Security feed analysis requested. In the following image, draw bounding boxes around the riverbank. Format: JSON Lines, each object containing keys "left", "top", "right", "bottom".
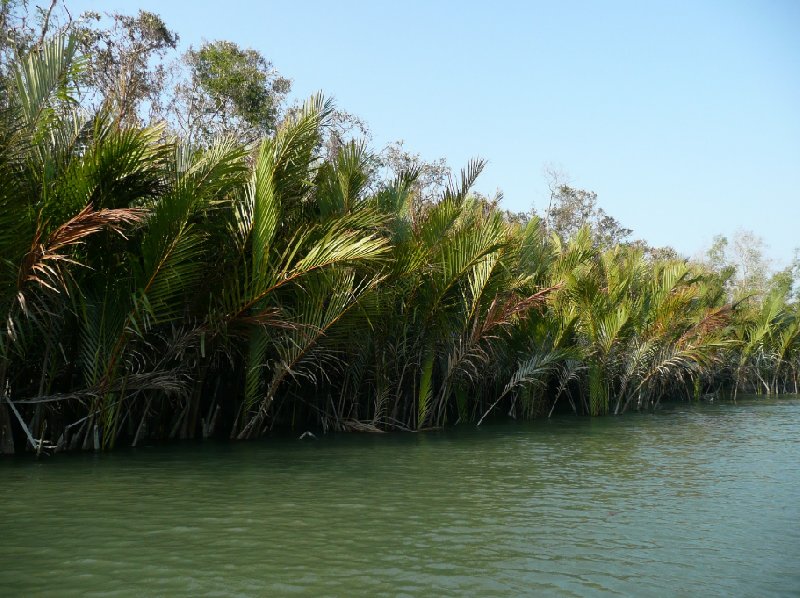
{"left": 2, "top": 15, "right": 798, "bottom": 455}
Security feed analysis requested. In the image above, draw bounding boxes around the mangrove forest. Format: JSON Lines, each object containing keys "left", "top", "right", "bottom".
{"left": 1, "top": 4, "right": 799, "bottom": 455}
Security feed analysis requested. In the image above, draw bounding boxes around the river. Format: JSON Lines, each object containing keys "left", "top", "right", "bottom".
{"left": 2, "top": 397, "right": 799, "bottom": 596}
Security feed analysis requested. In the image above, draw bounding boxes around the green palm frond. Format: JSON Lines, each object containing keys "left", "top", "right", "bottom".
{"left": 12, "top": 34, "right": 80, "bottom": 136}
{"left": 316, "top": 140, "right": 373, "bottom": 218}
{"left": 443, "top": 157, "right": 486, "bottom": 204}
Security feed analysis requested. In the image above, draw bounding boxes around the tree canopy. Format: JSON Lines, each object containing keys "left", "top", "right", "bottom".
{"left": 0, "top": 1, "right": 797, "bottom": 455}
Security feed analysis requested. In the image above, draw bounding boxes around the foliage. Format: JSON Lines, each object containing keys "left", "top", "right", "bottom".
{"left": 0, "top": 3, "right": 798, "bottom": 455}
{"left": 74, "top": 9, "right": 178, "bottom": 124}
{"left": 540, "top": 170, "right": 631, "bottom": 247}
{"left": 172, "top": 40, "right": 291, "bottom": 144}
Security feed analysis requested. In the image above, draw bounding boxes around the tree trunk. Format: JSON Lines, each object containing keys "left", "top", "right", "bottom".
{"left": 0, "top": 402, "right": 14, "bottom": 455}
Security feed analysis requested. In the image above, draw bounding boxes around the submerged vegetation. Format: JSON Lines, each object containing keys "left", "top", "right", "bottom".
{"left": 0, "top": 3, "right": 798, "bottom": 454}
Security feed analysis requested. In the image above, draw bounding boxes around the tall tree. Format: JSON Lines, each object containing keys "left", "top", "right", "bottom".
{"left": 541, "top": 170, "right": 631, "bottom": 247}
{"left": 74, "top": 10, "right": 178, "bottom": 124}
{"left": 172, "top": 40, "right": 291, "bottom": 144}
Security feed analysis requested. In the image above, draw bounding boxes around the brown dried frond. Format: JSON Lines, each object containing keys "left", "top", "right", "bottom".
{"left": 678, "top": 304, "right": 733, "bottom": 347}
{"left": 46, "top": 205, "right": 144, "bottom": 250}
{"left": 16, "top": 205, "right": 145, "bottom": 300}
{"left": 478, "top": 283, "right": 561, "bottom": 338}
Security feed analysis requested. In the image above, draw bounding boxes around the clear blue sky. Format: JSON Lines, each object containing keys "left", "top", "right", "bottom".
{"left": 68, "top": 0, "right": 800, "bottom": 267}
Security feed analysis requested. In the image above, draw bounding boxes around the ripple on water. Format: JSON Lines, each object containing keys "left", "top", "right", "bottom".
{"left": 1, "top": 397, "right": 799, "bottom": 596}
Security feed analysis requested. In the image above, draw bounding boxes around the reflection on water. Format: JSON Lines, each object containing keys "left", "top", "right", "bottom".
{"left": 2, "top": 397, "right": 799, "bottom": 596}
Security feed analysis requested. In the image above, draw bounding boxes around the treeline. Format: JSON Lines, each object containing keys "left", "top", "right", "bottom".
{"left": 0, "top": 4, "right": 798, "bottom": 454}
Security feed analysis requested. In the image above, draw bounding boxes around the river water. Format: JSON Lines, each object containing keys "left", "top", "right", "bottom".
{"left": 2, "top": 397, "right": 799, "bottom": 596}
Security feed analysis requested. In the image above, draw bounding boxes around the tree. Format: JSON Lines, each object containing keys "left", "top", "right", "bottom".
{"left": 380, "top": 140, "right": 450, "bottom": 204}
{"left": 172, "top": 40, "right": 290, "bottom": 144}
{"left": 0, "top": 34, "right": 148, "bottom": 453}
{"left": 541, "top": 172, "right": 631, "bottom": 247}
{"left": 732, "top": 229, "right": 771, "bottom": 299}
{"left": 704, "top": 230, "right": 772, "bottom": 301}
{"left": 74, "top": 10, "right": 178, "bottom": 124}
{"left": 0, "top": 0, "right": 68, "bottom": 105}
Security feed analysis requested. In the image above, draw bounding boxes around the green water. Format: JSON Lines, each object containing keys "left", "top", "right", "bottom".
{"left": 2, "top": 398, "right": 799, "bottom": 597}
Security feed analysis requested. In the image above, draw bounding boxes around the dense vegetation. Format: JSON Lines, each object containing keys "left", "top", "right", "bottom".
{"left": 1, "top": 3, "right": 798, "bottom": 454}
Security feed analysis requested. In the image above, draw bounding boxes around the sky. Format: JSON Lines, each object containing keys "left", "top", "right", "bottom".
{"left": 66, "top": 0, "right": 800, "bottom": 268}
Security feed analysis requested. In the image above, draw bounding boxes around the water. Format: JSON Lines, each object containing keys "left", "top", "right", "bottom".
{"left": 2, "top": 397, "right": 799, "bottom": 597}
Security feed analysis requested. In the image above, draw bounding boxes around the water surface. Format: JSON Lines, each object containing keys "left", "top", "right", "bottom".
{"left": 2, "top": 397, "right": 799, "bottom": 596}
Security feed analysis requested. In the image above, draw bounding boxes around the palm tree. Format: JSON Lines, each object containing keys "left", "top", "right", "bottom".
{"left": 0, "top": 36, "right": 148, "bottom": 453}
{"left": 202, "top": 96, "right": 390, "bottom": 439}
